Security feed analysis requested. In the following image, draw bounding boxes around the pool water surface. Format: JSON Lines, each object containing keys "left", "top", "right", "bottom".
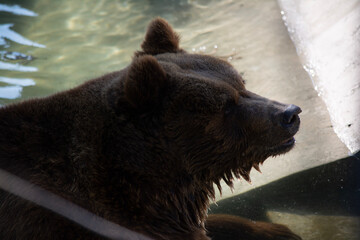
{"left": 0, "top": 0, "right": 359, "bottom": 239}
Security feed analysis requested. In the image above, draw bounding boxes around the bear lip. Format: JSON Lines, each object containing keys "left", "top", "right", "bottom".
{"left": 281, "top": 137, "right": 295, "bottom": 146}
{"left": 217, "top": 137, "right": 297, "bottom": 192}
{"left": 267, "top": 136, "right": 296, "bottom": 156}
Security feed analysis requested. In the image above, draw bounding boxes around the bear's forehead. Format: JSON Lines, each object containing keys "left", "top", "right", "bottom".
{"left": 156, "top": 53, "right": 244, "bottom": 91}
{"left": 154, "top": 53, "right": 244, "bottom": 114}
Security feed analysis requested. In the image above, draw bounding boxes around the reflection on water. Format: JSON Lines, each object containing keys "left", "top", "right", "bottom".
{"left": 0, "top": 23, "right": 45, "bottom": 48}
{"left": 0, "top": 3, "right": 42, "bottom": 102}
{"left": 0, "top": 60, "right": 37, "bottom": 72}
{"left": 0, "top": 3, "right": 38, "bottom": 17}
{"left": 0, "top": 76, "right": 35, "bottom": 86}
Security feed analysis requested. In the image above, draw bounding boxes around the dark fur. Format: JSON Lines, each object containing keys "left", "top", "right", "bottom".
{"left": 0, "top": 18, "right": 301, "bottom": 240}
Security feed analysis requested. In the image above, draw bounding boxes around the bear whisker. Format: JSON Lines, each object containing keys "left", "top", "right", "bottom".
{"left": 253, "top": 163, "right": 261, "bottom": 173}
{"left": 233, "top": 170, "right": 241, "bottom": 179}
{"left": 214, "top": 179, "right": 222, "bottom": 195}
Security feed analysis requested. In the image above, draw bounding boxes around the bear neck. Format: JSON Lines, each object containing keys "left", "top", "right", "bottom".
{"left": 103, "top": 165, "right": 213, "bottom": 238}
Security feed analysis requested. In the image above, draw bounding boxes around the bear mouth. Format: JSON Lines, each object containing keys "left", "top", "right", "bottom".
{"left": 268, "top": 137, "right": 296, "bottom": 155}
{"left": 217, "top": 137, "right": 297, "bottom": 188}
{"left": 212, "top": 136, "right": 298, "bottom": 195}
{"left": 252, "top": 136, "right": 297, "bottom": 173}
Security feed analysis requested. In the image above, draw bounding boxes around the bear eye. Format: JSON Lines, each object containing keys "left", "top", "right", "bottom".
{"left": 224, "top": 99, "right": 236, "bottom": 116}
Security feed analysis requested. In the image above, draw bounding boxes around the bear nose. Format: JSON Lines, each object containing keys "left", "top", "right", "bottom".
{"left": 282, "top": 104, "right": 302, "bottom": 126}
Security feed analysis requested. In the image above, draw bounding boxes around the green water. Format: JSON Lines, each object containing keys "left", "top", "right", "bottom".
{"left": 0, "top": 0, "right": 220, "bottom": 104}
{"left": 0, "top": 0, "right": 358, "bottom": 239}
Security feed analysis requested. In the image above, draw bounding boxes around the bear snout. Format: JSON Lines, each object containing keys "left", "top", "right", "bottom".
{"left": 282, "top": 104, "right": 302, "bottom": 125}
{"left": 281, "top": 104, "right": 302, "bottom": 132}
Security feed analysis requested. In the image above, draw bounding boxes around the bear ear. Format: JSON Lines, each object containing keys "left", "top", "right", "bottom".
{"left": 124, "top": 55, "right": 167, "bottom": 110}
{"left": 140, "top": 18, "right": 180, "bottom": 55}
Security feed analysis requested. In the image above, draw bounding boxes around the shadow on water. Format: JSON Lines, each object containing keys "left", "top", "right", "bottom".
{"left": 209, "top": 151, "right": 360, "bottom": 221}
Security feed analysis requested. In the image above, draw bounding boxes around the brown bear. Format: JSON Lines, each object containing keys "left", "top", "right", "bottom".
{"left": 0, "top": 18, "right": 302, "bottom": 240}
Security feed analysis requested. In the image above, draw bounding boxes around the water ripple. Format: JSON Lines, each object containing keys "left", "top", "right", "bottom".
{"left": 0, "top": 24, "right": 45, "bottom": 48}
{"left": 0, "top": 3, "right": 38, "bottom": 17}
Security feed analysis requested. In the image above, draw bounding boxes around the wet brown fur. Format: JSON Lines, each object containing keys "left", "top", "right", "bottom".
{"left": 0, "top": 18, "right": 301, "bottom": 240}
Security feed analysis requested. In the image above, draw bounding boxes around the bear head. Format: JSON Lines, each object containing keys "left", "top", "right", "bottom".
{"left": 105, "top": 17, "right": 301, "bottom": 229}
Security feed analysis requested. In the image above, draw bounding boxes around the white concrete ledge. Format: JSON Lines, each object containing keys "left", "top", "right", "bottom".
{"left": 277, "top": 0, "right": 360, "bottom": 153}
